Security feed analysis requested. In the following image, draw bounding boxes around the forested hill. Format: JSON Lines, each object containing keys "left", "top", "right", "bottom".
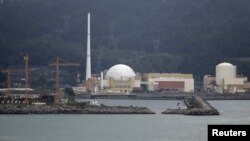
{"left": 1, "top": 0, "right": 250, "bottom": 77}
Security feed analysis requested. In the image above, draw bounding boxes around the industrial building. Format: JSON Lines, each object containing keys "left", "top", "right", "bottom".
{"left": 73, "top": 64, "right": 141, "bottom": 94}
{"left": 204, "top": 62, "right": 250, "bottom": 94}
{"left": 143, "top": 73, "right": 194, "bottom": 93}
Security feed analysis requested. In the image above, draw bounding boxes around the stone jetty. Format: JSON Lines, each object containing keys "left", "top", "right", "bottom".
{"left": 0, "top": 104, "right": 155, "bottom": 114}
{"left": 162, "top": 96, "right": 219, "bottom": 115}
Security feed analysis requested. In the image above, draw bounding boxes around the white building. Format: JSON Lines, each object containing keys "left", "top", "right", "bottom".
{"left": 204, "top": 62, "right": 250, "bottom": 94}
{"left": 143, "top": 73, "right": 194, "bottom": 93}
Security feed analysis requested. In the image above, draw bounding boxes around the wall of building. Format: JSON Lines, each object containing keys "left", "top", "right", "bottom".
{"left": 133, "top": 79, "right": 141, "bottom": 88}
{"left": 85, "top": 78, "right": 97, "bottom": 92}
{"left": 102, "top": 79, "right": 134, "bottom": 94}
{"left": 157, "top": 81, "right": 184, "bottom": 89}
{"left": 103, "top": 80, "right": 109, "bottom": 88}
{"left": 224, "top": 78, "right": 245, "bottom": 86}
{"left": 144, "top": 73, "right": 193, "bottom": 80}
{"left": 184, "top": 79, "right": 194, "bottom": 92}
{"left": 146, "top": 77, "right": 194, "bottom": 93}
{"left": 223, "top": 77, "right": 247, "bottom": 93}
{"left": 203, "top": 75, "right": 216, "bottom": 92}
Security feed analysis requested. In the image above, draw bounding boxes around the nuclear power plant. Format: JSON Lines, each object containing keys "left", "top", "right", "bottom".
{"left": 100, "top": 65, "right": 194, "bottom": 94}
{"left": 72, "top": 13, "right": 194, "bottom": 95}
{"left": 73, "top": 13, "right": 250, "bottom": 95}
{"left": 76, "top": 64, "right": 194, "bottom": 94}
{"left": 204, "top": 62, "right": 250, "bottom": 94}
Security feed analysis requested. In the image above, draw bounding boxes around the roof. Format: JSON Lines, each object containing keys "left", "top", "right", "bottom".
{"left": 105, "top": 64, "right": 136, "bottom": 80}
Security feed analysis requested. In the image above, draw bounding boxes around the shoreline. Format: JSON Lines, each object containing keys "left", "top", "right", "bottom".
{"left": 0, "top": 104, "right": 155, "bottom": 114}
{"left": 75, "top": 93, "right": 250, "bottom": 100}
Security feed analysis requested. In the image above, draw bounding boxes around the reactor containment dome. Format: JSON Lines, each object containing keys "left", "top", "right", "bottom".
{"left": 216, "top": 62, "right": 236, "bottom": 86}
{"left": 105, "top": 64, "right": 136, "bottom": 80}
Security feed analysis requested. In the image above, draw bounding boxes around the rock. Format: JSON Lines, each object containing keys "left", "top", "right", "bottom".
{"left": 0, "top": 104, "right": 155, "bottom": 114}
{"left": 162, "top": 96, "right": 219, "bottom": 116}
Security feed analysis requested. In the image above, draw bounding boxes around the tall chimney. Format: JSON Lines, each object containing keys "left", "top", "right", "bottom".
{"left": 100, "top": 71, "right": 104, "bottom": 89}
{"left": 86, "top": 13, "right": 91, "bottom": 80}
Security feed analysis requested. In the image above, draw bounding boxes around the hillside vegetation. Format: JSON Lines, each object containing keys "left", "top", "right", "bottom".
{"left": 1, "top": 0, "right": 250, "bottom": 78}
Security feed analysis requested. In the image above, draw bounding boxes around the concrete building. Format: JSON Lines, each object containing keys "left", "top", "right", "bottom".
{"left": 102, "top": 64, "right": 141, "bottom": 94}
{"left": 204, "top": 62, "right": 250, "bottom": 94}
{"left": 203, "top": 75, "right": 216, "bottom": 92}
{"left": 143, "top": 73, "right": 194, "bottom": 93}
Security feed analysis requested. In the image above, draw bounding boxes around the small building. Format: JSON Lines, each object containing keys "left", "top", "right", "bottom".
{"left": 143, "top": 73, "right": 194, "bottom": 93}
{"left": 86, "top": 78, "right": 98, "bottom": 92}
{"left": 203, "top": 75, "right": 216, "bottom": 93}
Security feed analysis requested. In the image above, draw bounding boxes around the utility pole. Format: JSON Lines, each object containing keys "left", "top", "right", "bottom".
{"left": 24, "top": 54, "right": 29, "bottom": 105}
{"left": 1, "top": 68, "right": 23, "bottom": 97}
{"left": 1, "top": 69, "right": 12, "bottom": 97}
{"left": 49, "top": 58, "right": 79, "bottom": 103}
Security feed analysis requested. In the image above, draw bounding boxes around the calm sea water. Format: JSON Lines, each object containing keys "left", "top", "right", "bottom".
{"left": 0, "top": 100, "right": 250, "bottom": 141}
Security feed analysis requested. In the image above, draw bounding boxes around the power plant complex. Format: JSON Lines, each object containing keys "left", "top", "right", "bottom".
{"left": 72, "top": 13, "right": 250, "bottom": 95}
{"left": 2, "top": 13, "right": 246, "bottom": 96}
{"left": 72, "top": 13, "right": 195, "bottom": 95}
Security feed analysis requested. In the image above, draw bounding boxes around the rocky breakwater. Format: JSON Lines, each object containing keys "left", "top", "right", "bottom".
{"left": 162, "top": 96, "right": 219, "bottom": 115}
{"left": 0, "top": 103, "right": 155, "bottom": 114}
{"left": 82, "top": 105, "right": 155, "bottom": 114}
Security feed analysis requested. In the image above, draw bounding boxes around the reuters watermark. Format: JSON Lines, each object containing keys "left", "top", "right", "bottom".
{"left": 208, "top": 125, "right": 249, "bottom": 140}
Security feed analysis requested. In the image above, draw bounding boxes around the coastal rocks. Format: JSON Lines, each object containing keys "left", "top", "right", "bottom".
{"left": 161, "top": 96, "right": 219, "bottom": 115}
{"left": 82, "top": 105, "right": 155, "bottom": 114}
{"left": 0, "top": 104, "right": 155, "bottom": 114}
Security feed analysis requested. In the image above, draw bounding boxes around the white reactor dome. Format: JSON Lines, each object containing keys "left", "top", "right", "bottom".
{"left": 216, "top": 62, "right": 236, "bottom": 86}
{"left": 105, "top": 64, "right": 136, "bottom": 80}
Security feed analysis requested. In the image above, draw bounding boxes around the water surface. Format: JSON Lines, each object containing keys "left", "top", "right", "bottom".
{"left": 0, "top": 100, "right": 249, "bottom": 141}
